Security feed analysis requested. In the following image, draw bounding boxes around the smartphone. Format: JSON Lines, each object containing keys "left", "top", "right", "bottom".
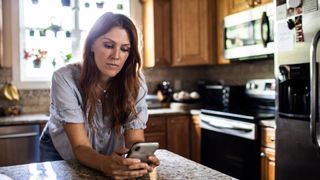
{"left": 126, "top": 142, "right": 159, "bottom": 162}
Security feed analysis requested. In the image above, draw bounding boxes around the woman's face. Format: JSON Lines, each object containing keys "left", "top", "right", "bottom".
{"left": 91, "top": 26, "right": 131, "bottom": 82}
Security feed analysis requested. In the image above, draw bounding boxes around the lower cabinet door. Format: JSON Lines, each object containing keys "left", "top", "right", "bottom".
{"left": 261, "top": 147, "right": 275, "bottom": 180}
{"left": 166, "top": 116, "right": 190, "bottom": 158}
{"left": 145, "top": 132, "right": 166, "bottom": 149}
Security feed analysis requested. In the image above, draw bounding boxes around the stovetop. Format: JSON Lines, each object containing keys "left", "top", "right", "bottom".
{"left": 201, "top": 105, "right": 275, "bottom": 122}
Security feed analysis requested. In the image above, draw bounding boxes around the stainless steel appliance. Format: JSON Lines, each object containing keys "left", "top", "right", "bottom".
{"left": 275, "top": 0, "right": 320, "bottom": 179}
{"left": 0, "top": 124, "right": 40, "bottom": 166}
{"left": 200, "top": 79, "right": 275, "bottom": 180}
{"left": 224, "top": 3, "right": 274, "bottom": 60}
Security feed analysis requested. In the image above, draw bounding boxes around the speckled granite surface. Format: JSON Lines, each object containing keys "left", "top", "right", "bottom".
{"left": 0, "top": 150, "right": 232, "bottom": 180}
{"left": 0, "top": 109, "right": 191, "bottom": 126}
{"left": 260, "top": 119, "right": 276, "bottom": 128}
{"left": 0, "top": 114, "right": 49, "bottom": 125}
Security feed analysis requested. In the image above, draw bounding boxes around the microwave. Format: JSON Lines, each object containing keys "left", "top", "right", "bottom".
{"left": 224, "top": 3, "right": 274, "bottom": 60}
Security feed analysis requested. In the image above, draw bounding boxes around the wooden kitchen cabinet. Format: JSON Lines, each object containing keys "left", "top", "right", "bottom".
{"left": 142, "top": 0, "right": 217, "bottom": 67}
{"left": 144, "top": 114, "right": 191, "bottom": 158}
{"left": 261, "top": 127, "right": 276, "bottom": 180}
{"left": 141, "top": 0, "right": 171, "bottom": 67}
{"left": 0, "top": 0, "right": 3, "bottom": 67}
{"left": 144, "top": 116, "right": 167, "bottom": 149}
{"left": 171, "top": 0, "right": 216, "bottom": 66}
{"left": 228, "top": 0, "right": 272, "bottom": 14}
{"left": 166, "top": 115, "right": 190, "bottom": 158}
{"left": 190, "top": 114, "right": 201, "bottom": 162}
{"left": 216, "top": 0, "right": 231, "bottom": 64}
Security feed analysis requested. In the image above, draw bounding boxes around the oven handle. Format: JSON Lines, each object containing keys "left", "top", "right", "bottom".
{"left": 201, "top": 118, "right": 252, "bottom": 133}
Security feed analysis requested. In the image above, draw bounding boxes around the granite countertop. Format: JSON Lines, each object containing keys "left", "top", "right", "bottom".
{"left": 0, "top": 109, "right": 192, "bottom": 126}
{"left": 0, "top": 113, "right": 50, "bottom": 125}
{"left": 260, "top": 119, "right": 276, "bottom": 128}
{"left": 0, "top": 149, "right": 232, "bottom": 180}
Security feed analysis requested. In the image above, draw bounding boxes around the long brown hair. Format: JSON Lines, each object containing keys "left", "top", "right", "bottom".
{"left": 80, "top": 12, "right": 142, "bottom": 133}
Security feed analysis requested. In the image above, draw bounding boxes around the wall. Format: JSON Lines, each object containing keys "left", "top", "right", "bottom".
{"left": 0, "top": 59, "right": 273, "bottom": 114}
{"left": 144, "top": 59, "right": 274, "bottom": 93}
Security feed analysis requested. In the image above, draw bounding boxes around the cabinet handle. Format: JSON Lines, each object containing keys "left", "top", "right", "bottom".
{"left": 260, "top": 152, "right": 266, "bottom": 157}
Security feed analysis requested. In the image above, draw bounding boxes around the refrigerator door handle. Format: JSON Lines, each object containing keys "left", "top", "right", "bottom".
{"left": 310, "top": 30, "right": 320, "bottom": 148}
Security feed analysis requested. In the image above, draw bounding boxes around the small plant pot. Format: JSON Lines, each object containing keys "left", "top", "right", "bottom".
{"left": 33, "top": 59, "right": 42, "bottom": 68}
{"left": 96, "top": 2, "right": 104, "bottom": 8}
{"left": 39, "top": 30, "right": 46, "bottom": 37}
{"left": 32, "top": 0, "right": 39, "bottom": 5}
{"left": 61, "top": 0, "right": 71, "bottom": 7}
{"left": 29, "top": 29, "right": 35, "bottom": 36}
{"left": 65, "top": 31, "right": 71, "bottom": 38}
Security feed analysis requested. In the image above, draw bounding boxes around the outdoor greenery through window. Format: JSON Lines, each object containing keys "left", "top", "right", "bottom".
{"left": 20, "top": 0, "right": 130, "bottom": 82}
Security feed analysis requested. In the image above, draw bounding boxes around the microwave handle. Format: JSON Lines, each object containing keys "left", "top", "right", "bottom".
{"left": 310, "top": 30, "right": 320, "bottom": 149}
{"left": 261, "top": 11, "right": 270, "bottom": 47}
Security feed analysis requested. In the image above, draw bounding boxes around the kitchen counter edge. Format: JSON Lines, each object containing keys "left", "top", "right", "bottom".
{"left": 0, "top": 109, "right": 192, "bottom": 126}
{"left": 0, "top": 149, "right": 232, "bottom": 180}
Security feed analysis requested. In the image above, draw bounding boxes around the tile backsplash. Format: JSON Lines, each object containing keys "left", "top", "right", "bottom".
{"left": 0, "top": 59, "right": 274, "bottom": 114}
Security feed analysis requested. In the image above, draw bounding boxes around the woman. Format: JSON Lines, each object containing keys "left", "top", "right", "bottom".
{"left": 40, "top": 12, "right": 160, "bottom": 179}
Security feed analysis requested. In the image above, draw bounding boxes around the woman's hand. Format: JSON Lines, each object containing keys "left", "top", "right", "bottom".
{"left": 147, "top": 155, "right": 160, "bottom": 172}
{"left": 100, "top": 147, "right": 151, "bottom": 179}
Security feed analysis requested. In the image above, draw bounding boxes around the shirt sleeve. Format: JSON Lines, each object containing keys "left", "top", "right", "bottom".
{"left": 50, "top": 68, "right": 85, "bottom": 124}
{"left": 123, "top": 73, "right": 149, "bottom": 130}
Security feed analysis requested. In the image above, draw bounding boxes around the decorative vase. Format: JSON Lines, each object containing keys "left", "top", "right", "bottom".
{"left": 33, "top": 58, "right": 41, "bottom": 68}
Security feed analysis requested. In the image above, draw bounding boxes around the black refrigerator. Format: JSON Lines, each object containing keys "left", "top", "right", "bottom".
{"left": 275, "top": 0, "right": 320, "bottom": 179}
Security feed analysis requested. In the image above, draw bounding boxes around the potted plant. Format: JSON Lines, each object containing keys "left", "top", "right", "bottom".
{"left": 23, "top": 48, "right": 48, "bottom": 68}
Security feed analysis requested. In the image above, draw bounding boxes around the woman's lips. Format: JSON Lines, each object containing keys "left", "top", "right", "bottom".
{"left": 106, "top": 63, "right": 119, "bottom": 68}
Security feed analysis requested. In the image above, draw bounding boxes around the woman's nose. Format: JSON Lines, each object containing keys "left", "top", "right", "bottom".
{"left": 112, "top": 48, "right": 120, "bottom": 59}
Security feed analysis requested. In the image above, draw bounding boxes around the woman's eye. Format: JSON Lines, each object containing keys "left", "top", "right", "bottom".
{"left": 121, "top": 47, "right": 130, "bottom": 52}
{"left": 104, "top": 43, "right": 114, "bottom": 49}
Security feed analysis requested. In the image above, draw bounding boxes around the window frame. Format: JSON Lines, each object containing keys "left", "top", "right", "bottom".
{"left": 7, "top": 0, "right": 141, "bottom": 90}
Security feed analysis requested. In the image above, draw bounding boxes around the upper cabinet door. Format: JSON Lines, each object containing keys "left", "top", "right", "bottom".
{"left": 171, "top": 0, "right": 215, "bottom": 66}
{"left": 142, "top": 0, "right": 171, "bottom": 67}
{"left": 0, "top": 0, "right": 3, "bottom": 67}
{"left": 153, "top": 0, "right": 171, "bottom": 66}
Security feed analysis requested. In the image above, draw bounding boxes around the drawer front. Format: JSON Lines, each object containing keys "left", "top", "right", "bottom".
{"left": 145, "top": 117, "right": 166, "bottom": 133}
{"left": 261, "top": 127, "right": 275, "bottom": 148}
{"left": 145, "top": 132, "right": 166, "bottom": 149}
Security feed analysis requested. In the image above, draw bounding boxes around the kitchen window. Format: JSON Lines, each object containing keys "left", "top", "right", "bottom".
{"left": 9, "top": 0, "right": 131, "bottom": 89}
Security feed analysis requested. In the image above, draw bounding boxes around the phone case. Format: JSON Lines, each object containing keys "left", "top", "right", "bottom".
{"left": 127, "top": 142, "right": 159, "bottom": 162}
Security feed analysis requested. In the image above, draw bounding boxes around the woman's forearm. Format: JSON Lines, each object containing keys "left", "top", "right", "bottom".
{"left": 73, "top": 145, "right": 110, "bottom": 173}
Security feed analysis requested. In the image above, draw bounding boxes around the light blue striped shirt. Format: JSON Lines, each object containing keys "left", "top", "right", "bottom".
{"left": 47, "top": 64, "right": 148, "bottom": 160}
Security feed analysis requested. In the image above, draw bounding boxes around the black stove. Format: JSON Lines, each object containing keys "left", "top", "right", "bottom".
{"left": 199, "top": 79, "right": 276, "bottom": 180}
{"left": 201, "top": 107, "right": 275, "bottom": 122}
{"left": 200, "top": 79, "right": 276, "bottom": 122}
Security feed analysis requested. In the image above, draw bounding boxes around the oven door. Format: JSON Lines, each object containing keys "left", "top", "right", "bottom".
{"left": 200, "top": 113, "right": 260, "bottom": 180}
